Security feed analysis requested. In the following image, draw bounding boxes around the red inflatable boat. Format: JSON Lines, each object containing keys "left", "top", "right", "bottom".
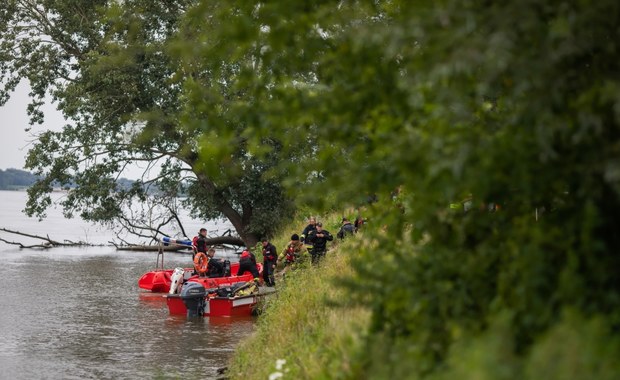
{"left": 137, "top": 261, "right": 262, "bottom": 293}
{"left": 137, "top": 238, "right": 263, "bottom": 293}
{"left": 138, "top": 263, "right": 263, "bottom": 293}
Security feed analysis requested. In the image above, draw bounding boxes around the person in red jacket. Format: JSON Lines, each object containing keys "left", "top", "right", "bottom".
{"left": 236, "top": 249, "right": 260, "bottom": 280}
{"left": 278, "top": 234, "right": 308, "bottom": 277}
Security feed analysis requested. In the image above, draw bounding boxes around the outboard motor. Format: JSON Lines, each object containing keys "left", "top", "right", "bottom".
{"left": 180, "top": 282, "right": 206, "bottom": 317}
{"left": 223, "top": 260, "right": 231, "bottom": 277}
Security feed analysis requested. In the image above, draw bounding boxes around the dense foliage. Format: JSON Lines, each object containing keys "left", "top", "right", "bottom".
{"left": 3, "top": 0, "right": 619, "bottom": 377}
{"left": 179, "top": 0, "right": 620, "bottom": 378}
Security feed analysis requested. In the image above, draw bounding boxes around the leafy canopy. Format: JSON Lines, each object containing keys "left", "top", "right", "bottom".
{"left": 180, "top": 0, "right": 620, "bottom": 377}
{"left": 0, "top": 0, "right": 295, "bottom": 244}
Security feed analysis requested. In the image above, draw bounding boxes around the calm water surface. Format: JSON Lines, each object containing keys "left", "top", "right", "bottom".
{"left": 0, "top": 191, "right": 252, "bottom": 379}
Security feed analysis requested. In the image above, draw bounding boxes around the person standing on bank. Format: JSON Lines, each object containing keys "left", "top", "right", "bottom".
{"left": 306, "top": 222, "right": 333, "bottom": 264}
{"left": 337, "top": 217, "right": 355, "bottom": 240}
{"left": 261, "top": 237, "right": 278, "bottom": 287}
{"left": 278, "top": 233, "right": 308, "bottom": 276}
{"left": 300, "top": 217, "right": 317, "bottom": 244}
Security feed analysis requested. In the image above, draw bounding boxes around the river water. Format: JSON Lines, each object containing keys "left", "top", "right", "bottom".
{"left": 0, "top": 191, "right": 252, "bottom": 379}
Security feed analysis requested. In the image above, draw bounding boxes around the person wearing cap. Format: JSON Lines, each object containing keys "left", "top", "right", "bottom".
{"left": 306, "top": 222, "right": 333, "bottom": 264}
{"left": 261, "top": 237, "right": 278, "bottom": 287}
{"left": 278, "top": 234, "right": 308, "bottom": 275}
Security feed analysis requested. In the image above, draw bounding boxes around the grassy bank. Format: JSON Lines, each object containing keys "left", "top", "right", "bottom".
{"left": 227, "top": 214, "right": 369, "bottom": 379}
{"left": 227, "top": 211, "right": 620, "bottom": 380}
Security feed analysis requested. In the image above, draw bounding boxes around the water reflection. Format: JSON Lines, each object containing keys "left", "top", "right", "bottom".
{"left": 138, "top": 292, "right": 168, "bottom": 309}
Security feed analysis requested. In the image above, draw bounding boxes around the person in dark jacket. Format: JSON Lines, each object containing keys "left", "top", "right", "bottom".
{"left": 236, "top": 249, "right": 260, "bottom": 280}
{"left": 190, "top": 228, "right": 208, "bottom": 275}
{"left": 337, "top": 217, "right": 355, "bottom": 240}
{"left": 206, "top": 248, "right": 225, "bottom": 278}
{"left": 300, "top": 217, "right": 317, "bottom": 244}
{"left": 193, "top": 228, "right": 208, "bottom": 259}
{"left": 261, "top": 237, "right": 278, "bottom": 287}
{"left": 306, "top": 222, "right": 333, "bottom": 264}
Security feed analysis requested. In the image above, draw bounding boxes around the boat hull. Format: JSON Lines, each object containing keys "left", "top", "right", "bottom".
{"left": 166, "top": 294, "right": 257, "bottom": 317}
{"left": 137, "top": 270, "right": 176, "bottom": 293}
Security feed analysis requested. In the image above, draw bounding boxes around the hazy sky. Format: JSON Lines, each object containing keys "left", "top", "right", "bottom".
{"left": 0, "top": 82, "right": 152, "bottom": 179}
{"left": 0, "top": 82, "right": 64, "bottom": 171}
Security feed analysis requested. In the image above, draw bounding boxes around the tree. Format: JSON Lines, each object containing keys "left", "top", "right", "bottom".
{"left": 180, "top": 0, "right": 620, "bottom": 378}
{"left": 0, "top": 0, "right": 294, "bottom": 246}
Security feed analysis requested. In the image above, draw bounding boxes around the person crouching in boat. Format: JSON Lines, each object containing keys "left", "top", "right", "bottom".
{"left": 277, "top": 234, "right": 307, "bottom": 277}
{"left": 236, "top": 249, "right": 260, "bottom": 282}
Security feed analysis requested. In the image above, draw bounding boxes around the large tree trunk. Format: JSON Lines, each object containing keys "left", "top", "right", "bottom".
{"left": 115, "top": 236, "right": 245, "bottom": 251}
{"left": 217, "top": 203, "right": 259, "bottom": 247}
{"left": 197, "top": 175, "right": 260, "bottom": 247}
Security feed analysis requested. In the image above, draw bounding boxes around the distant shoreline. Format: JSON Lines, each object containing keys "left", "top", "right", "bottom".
{"left": 0, "top": 168, "right": 141, "bottom": 192}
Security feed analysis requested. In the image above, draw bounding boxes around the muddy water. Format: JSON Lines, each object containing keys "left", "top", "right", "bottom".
{"left": 0, "top": 191, "right": 252, "bottom": 379}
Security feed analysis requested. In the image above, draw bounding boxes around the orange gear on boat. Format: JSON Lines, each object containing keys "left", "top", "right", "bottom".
{"left": 193, "top": 252, "right": 209, "bottom": 274}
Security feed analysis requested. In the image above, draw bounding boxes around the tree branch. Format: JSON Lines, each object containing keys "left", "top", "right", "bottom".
{"left": 0, "top": 227, "right": 104, "bottom": 248}
{"left": 0, "top": 237, "right": 52, "bottom": 249}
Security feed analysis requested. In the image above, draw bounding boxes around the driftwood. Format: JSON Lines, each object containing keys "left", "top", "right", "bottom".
{"left": 0, "top": 227, "right": 103, "bottom": 249}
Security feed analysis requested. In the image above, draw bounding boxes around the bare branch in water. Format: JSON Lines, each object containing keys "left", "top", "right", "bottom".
{"left": 0, "top": 237, "right": 53, "bottom": 249}
{"left": 0, "top": 227, "right": 104, "bottom": 248}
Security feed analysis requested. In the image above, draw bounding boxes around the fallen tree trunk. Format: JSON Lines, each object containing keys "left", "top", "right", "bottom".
{"left": 113, "top": 236, "right": 245, "bottom": 252}
{"left": 115, "top": 245, "right": 191, "bottom": 252}
{"left": 202, "top": 236, "right": 245, "bottom": 247}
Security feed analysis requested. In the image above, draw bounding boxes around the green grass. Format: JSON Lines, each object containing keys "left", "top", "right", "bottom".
{"left": 227, "top": 213, "right": 369, "bottom": 379}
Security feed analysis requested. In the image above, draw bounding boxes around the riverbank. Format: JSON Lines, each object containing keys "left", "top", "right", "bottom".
{"left": 225, "top": 210, "right": 620, "bottom": 380}
{"left": 227, "top": 213, "right": 369, "bottom": 379}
